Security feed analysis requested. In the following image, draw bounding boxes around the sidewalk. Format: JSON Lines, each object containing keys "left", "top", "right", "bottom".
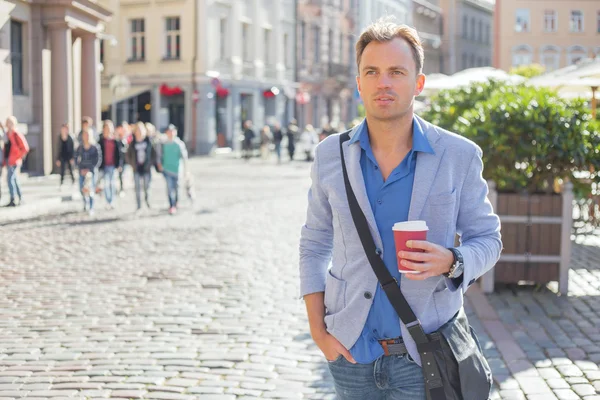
{"left": 0, "top": 172, "right": 82, "bottom": 223}
{"left": 468, "top": 235, "right": 600, "bottom": 400}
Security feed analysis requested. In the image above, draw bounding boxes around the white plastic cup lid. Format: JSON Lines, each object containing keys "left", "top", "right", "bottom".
{"left": 392, "top": 220, "right": 429, "bottom": 231}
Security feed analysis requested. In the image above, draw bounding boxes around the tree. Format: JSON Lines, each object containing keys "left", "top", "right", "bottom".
{"left": 509, "top": 64, "right": 546, "bottom": 79}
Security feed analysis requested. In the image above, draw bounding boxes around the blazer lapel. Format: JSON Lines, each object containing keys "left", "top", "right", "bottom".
{"left": 342, "top": 125, "right": 383, "bottom": 248}
{"left": 408, "top": 118, "right": 445, "bottom": 221}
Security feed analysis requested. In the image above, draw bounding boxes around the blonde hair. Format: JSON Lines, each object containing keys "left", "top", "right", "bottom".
{"left": 6, "top": 116, "right": 17, "bottom": 126}
{"left": 135, "top": 122, "right": 147, "bottom": 138}
{"left": 144, "top": 122, "right": 156, "bottom": 136}
{"left": 355, "top": 17, "right": 424, "bottom": 74}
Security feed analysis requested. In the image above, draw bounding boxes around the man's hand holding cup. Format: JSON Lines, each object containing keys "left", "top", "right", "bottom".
{"left": 393, "top": 220, "right": 454, "bottom": 281}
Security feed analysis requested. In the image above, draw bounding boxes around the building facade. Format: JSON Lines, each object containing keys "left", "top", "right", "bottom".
{"left": 100, "top": 0, "right": 296, "bottom": 154}
{"left": 357, "top": 0, "right": 412, "bottom": 30}
{"left": 412, "top": 0, "right": 443, "bottom": 74}
{"left": 296, "top": 0, "right": 357, "bottom": 131}
{"left": 439, "top": 0, "right": 493, "bottom": 74}
{"left": 494, "top": 0, "right": 600, "bottom": 72}
{"left": 1, "top": 0, "right": 110, "bottom": 175}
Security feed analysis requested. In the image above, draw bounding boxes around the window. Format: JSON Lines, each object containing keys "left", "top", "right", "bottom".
{"left": 512, "top": 45, "right": 532, "bottom": 67}
{"left": 348, "top": 34, "right": 353, "bottom": 69}
{"left": 478, "top": 21, "right": 482, "bottom": 42}
{"left": 515, "top": 9, "right": 530, "bottom": 32}
{"left": 462, "top": 53, "right": 467, "bottom": 69}
{"left": 242, "top": 23, "right": 250, "bottom": 61}
{"left": 313, "top": 26, "right": 320, "bottom": 63}
{"left": 597, "top": 11, "right": 600, "bottom": 33}
{"left": 540, "top": 46, "right": 560, "bottom": 71}
{"left": 485, "top": 25, "right": 490, "bottom": 44}
{"left": 100, "top": 39, "right": 104, "bottom": 65}
{"left": 470, "top": 18, "right": 475, "bottom": 40}
{"left": 165, "top": 17, "right": 180, "bottom": 60}
{"left": 300, "top": 21, "right": 306, "bottom": 60}
{"left": 568, "top": 45, "right": 586, "bottom": 64}
{"left": 470, "top": 54, "right": 475, "bottom": 67}
{"left": 10, "top": 20, "right": 23, "bottom": 94}
{"left": 283, "top": 33, "right": 289, "bottom": 67}
{"left": 264, "top": 28, "right": 271, "bottom": 64}
{"left": 130, "top": 18, "right": 145, "bottom": 61}
{"left": 462, "top": 15, "right": 468, "bottom": 38}
{"left": 219, "top": 18, "right": 227, "bottom": 60}
{"left": 570, "top": 10, "right": 583, "bottom": 32}
{"left": 339, "top": 33, "right": 344, "bottom": 64}
{"left": 544, "top": 10, "right": 557, "bottom": 32}
{"left": 328, "top": 29, "right": 334, "bottom": 62}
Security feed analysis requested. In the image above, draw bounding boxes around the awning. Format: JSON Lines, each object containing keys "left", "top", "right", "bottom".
{"left": 100, "top": 85, "right": 152, "bottom": 110}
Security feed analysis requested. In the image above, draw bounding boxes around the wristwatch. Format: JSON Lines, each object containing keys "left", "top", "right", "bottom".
{"left": 445, "top": 248, "right": 464, "bottom": 279}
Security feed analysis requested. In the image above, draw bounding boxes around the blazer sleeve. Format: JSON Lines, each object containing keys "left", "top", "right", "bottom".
{"left": 445, "top": 147, "right": 502, "bottom": 294}
{"left": 298, "top": 146, "right": 334, "bottom": 297}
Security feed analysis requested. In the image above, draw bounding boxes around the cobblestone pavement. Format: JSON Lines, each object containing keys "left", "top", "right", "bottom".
{"left": 1, "top": 156, "right": 600, "bottom": 399}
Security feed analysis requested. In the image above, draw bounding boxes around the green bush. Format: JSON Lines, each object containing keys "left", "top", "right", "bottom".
{"left": 509, "top": 64, "right": 546, "bottom": 79}
{"left": 450, "top": 84, "right": 599, "bottom": 194}
{"left": 420, "top": 80, "right": 505, "bottom": 131}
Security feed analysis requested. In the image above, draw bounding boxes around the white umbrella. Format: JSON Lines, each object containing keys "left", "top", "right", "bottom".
{"left": 529, "top": 76, "right": 600, "bottom": 117}
{"left": 424, "top": 67, "right": 526, "bottom": 92}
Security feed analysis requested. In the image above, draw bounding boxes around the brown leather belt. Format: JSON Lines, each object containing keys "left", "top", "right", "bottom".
{"left": 378, "top": 337, "right": 408, "bottom": 356}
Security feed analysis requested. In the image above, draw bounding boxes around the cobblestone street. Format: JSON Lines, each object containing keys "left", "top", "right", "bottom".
{"left": 1, "top": 157, "right": 600, "bottom": 399}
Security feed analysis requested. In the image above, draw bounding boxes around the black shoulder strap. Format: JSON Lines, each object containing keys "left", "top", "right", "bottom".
{"left": 339, "top": 132, "right": 446, "bottom": 400}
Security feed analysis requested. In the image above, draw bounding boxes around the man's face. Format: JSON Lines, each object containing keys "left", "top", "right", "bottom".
{"left": 356, "top": 38, "right": 425, "bottom": 123}
{"left": 6, "top": 119, "right": 14, "bottom": 131}
{"left": 61, "top": 127, "right": 68, "bottom": 137}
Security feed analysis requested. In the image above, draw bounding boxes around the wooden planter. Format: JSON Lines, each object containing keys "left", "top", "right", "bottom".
{"left": 481, "top": 181, "right": 574, "bottom": 295}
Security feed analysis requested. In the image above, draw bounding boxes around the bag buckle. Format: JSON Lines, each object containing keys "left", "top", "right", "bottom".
{"left": 380, "top": 277, "right": 398, "bottom": 290}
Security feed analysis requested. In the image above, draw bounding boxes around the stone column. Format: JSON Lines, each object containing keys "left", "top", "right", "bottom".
{"left": 49, "top": 24, "right": 74, "bottom": 167}
{"left": 230, "top": 2, "right": 242, "bottom": 79}
{"left": 81, "top": 33, "right": 100, "bottom": 129}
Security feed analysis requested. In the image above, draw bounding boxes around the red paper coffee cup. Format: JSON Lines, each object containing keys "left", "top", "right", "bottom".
{"left": 393, "top": 220, "right": 429, "bottom": 274}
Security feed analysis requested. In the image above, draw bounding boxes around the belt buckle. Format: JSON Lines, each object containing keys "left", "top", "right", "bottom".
{"left": 379, "top": 277, "right": 398, "bottom": 290}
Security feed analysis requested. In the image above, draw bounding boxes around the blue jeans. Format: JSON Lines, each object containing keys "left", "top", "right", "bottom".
{"left": 103, "top": 166, "right": 116, "bottom": 205}
{"left": 134, "top": 172, "right": 151, "bottom": 209}
{"left": 79, "top": 171, "right": 97, "bottom": 211}
{"left": 164, "top": 172, "right": 179, "bottom": 208}
{"left": 7, "top": 165, "right": 22, "bottom": 201}
{"left": 274, "top": 143, "right": 282, "bottom": 162}
{"left": 327, "top": 354, "right": 426, "bottom": 400}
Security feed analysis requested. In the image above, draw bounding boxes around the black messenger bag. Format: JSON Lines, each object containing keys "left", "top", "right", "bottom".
{"left": 339, "top": 132, "right": 493, "bottom": 400}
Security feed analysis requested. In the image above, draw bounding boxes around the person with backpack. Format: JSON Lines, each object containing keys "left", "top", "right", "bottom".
{"left": 3, "top": 116, "right": 29, "bottom": 207}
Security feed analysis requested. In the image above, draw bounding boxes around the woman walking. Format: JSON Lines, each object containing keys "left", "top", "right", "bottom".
{"left": 75, "top": 128, "right": 101, "bottom": 215}
{"left": 127, "top": 122, "right": 155, "bottom": 211}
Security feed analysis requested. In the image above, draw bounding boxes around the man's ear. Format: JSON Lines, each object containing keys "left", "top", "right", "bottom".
{"left": 414, "top": 74, "right": 426, "bottom": 96}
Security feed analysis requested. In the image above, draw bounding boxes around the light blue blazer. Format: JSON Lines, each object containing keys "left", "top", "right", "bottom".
{"left": 299, "top": 116, "right": 502, "bottom": 366}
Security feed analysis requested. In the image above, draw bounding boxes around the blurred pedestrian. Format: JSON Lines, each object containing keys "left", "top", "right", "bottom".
{"left": 300, "top": 124, "right": 318, "bottom": 162}
{"left": 157, "top": 124, "right": 188, "bottom": 215}
{"left": 75, "top": 128, "right": 101, "bottom": 215}
{"left": 286, "top": 119, "right": 298, "bottom": 161}
{"left": 0, "top": 122, "right": 5, "bottom": 204}
{"left": 242, "top": 120, "right": 255, "bottom": 160}
{"left": 56, "top": 123, "right": 75, "bottom": 188}
{"left": 260, "top": 125, "right": 272, "bottom": 160}
{"left": 272, "top": 122, "right": 284, "bottom": 164}
{"left": 127, "top": 122, "right": 155, "bottom": 211}
{"left": 98, "top": 120, "right": 121, "bottom": 209}
{"left": 3, "top": 116, "right": 29, "bottom": 207}
{"left": 116, "top": 122, "right": 130, "bottom": 196}
{"left": 78, "top": 116, "right": 95, "bottom": 143}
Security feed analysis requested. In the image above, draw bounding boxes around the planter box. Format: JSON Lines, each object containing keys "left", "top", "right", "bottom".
{"left": 481, "top": 181, "right": 574, "bottom": 295}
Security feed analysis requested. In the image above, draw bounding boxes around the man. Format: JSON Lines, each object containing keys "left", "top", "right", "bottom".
{"left": 286, "top": 119, "right": 298, "bottom": 161}
{"left": 242, "top": 120, "right": 255, "bottom": 160}
{"left": 3, "top": 116, "right": 29, "bottom": 207}
{"left": 272, "top": 122, "right": 284, "bottom": 164}
{"left": 98, "top": 120, "right": 121, "bottom": 209}
{"left": 56, "top": 123, "right": 75, "bottom": 188}
{"left": 299, "top": 19, "right": 501, "bottom": 399}
{"left": 156, "top": 124, "right": 188, "bottom": 215}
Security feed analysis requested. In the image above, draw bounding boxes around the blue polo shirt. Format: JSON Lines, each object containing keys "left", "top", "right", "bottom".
{"left": 349, "top": 118, "right": 435, "bottom": 364}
